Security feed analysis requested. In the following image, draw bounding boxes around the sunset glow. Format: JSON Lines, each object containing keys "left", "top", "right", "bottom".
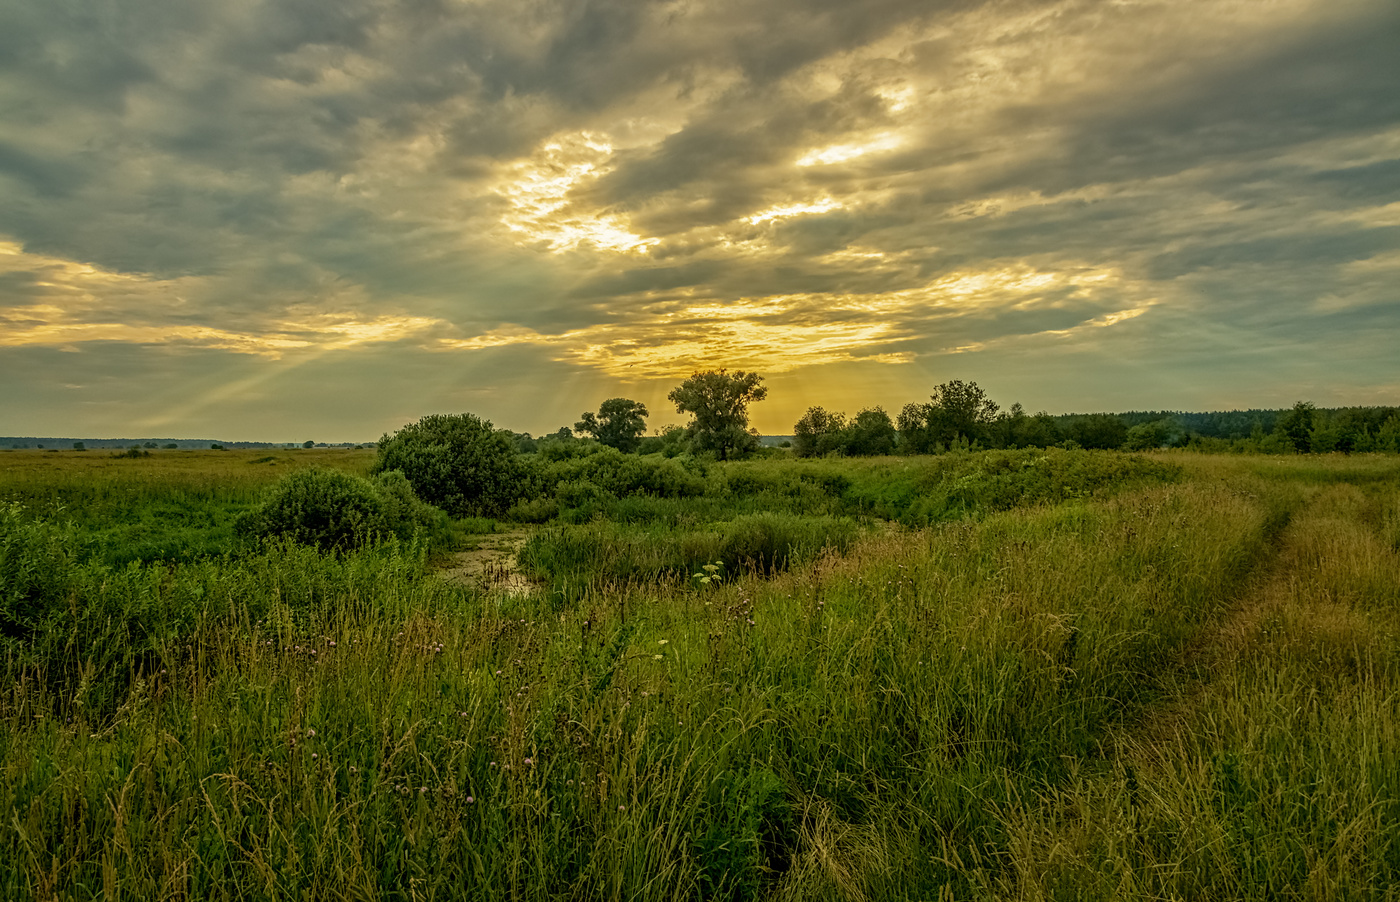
{"left": 0, "top": 0, "right": 1395, "bottom": 439}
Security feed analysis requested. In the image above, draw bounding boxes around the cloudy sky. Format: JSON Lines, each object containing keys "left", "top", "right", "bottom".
{"left": 2, "top": 0, "right": 1397, "bottom": 441}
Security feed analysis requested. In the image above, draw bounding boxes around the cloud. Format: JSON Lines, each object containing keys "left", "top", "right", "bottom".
{"left": 1, "top": 0, "right": 1397, "bottom": 438}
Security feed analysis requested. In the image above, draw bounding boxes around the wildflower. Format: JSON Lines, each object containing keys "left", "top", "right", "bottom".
{"left": 653, "top": 654, "right": 663, "bottom": 660}
{"left": 658, "top": 639, "right": 669, "bottom": 645}
{"left": 307, "top": 728, "right": 316, "bottom": 737}
{"left": 524, "top": 757, "right": 533, "bottom": 766}
{"left": 312, "top": 753, "right": 319, "bottom": 760}
{"left": 466, "top": 796, "right": 475, "bottom": 804}
{"left": 618, "top": 805, "right": 626, "bottom": 812}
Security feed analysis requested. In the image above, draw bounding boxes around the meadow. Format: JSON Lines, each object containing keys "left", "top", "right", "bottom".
{"left": 1, "top": 447, "right": 1397, "bottom": 900}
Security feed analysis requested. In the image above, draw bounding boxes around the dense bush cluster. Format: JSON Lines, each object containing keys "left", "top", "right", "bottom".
{"left": 236, "top": 467, "right": 446, "bottom": 550}
{"left": 372, "top": 413, "right": 525, "bottom": 517}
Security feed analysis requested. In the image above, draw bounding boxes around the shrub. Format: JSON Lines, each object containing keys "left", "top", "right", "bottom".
{"left": 371, "top": 469, "right": 450, "bottom": 541}
{"left": 372, "top": 413, "right": 526, "bottom": 517}
{"left": 537, "top": 446, "right": 707, "bottom": 503}
{"left": 718, "top": 512, "right": 860, "bottom": 573}
{"left": 505, "top": 496, "right": 560, "bottom": 524}
{"left": 555, "top": 479, "right": 615, "bottom": 522}
{"left": 0, "top": 503, "right": 75, "bottom": 640}
{"left": 236, "top": 467, "right": 444, "bottom": 551}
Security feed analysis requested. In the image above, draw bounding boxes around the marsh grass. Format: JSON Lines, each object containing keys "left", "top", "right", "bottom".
{"left": 0, "top": 451, "right": 1395, "bottom": 899}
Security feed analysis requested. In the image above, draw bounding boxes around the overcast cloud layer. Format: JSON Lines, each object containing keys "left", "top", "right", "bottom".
{"left": 1, "top": 0, "right": 1397, "bottom": 440}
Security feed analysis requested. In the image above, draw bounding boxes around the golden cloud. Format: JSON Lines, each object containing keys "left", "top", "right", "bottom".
{"left": 0, "top": 239, "right": 439, "bottom": 355}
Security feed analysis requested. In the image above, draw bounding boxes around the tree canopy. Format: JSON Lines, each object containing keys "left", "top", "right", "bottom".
{"left": 792, "top": 406, "right": 897, "bottom": 457}
{"left": 898, "top": 380, "right": 1000, "bottom": 452}
{"left": 668, "top": 369, "right": 767, "bottom": 460}
{"left": 792, "top": 406, "right": 846, "bottom": 458}
{"left": 575, "top": 398, "right": 649, "bottom": 453}
{"left": 371, "top": 413, "right": 525, "bottom": 517}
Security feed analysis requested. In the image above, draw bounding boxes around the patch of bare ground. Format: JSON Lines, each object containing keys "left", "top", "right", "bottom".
{"left": 437, "top": 529, "right": 541, "bottom": 596}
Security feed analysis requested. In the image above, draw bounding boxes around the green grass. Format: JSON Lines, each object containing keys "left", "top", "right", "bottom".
{"left": 0, "top": 450, "right": 1396, "bottom": 899}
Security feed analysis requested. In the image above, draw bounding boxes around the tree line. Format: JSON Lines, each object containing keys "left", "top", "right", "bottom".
{"left": 518, "top": 371, "right": 1400, "bottom": 460}
{"left": 345, "top": 371, "right": 1400, "bottom": 523}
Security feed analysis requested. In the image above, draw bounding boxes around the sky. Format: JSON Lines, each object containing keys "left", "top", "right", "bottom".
{"left": 1, "top": 0, "right": 1397, "bottom": 442}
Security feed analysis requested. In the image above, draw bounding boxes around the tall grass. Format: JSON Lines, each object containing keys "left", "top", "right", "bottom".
{"left": 0, "top": 452, "right": 1394, "bottom": 899}
{"left": 0, "top": 449, "right": 376, "bottom": 567}
{"left": 988, "top": 474, "right": 1400, "bottom": 900}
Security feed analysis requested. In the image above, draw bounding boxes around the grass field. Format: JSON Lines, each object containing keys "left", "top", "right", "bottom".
{"left": 1, "top": 448, "right": 1397, "bottom": 900}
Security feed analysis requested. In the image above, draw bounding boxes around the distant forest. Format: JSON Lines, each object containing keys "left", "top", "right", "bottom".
{"left": 7, "top": 383, "right": 1399, "bottom": 457}
{"left": 780, "top": 381, "right": 1400, "bottom": 457}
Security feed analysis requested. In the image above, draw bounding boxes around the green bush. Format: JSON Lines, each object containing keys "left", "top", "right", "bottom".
{"left": 718, "top": 512, "right": 860, "bottom": 573}
{"left": 236, "top": 467, "right": 445, "bottom": 551}
{"left": 555, "top": 479, "right": 615, "bottom": 522}
{"left": 540, "top": 446, "right": 707, "bottom": 500}
{"left": 373, "top": 413, "right": 526, "bottom": 517}
{"left": 371, "top": 469, "right": 449, "bottom": 541}
{"left": 0, "top": 503, "right": 75, "bottom": 639}
{"left": 504, "top": 496, "right": 560, "bottom": 524}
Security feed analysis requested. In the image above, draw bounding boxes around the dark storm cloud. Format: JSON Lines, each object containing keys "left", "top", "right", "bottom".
{"left": 0, "top": 142, "right": 85, "bottom": 198}
{"left": 989, "top": 5, "right": 1400, "bottom": 198}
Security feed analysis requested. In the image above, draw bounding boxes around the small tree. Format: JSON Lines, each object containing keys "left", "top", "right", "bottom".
{"left": 575, "top": 398, "right": 649, "bottom": 453}
{"left": 1067, "top": 413, "right": 1128, "bottom": 450}
{"left": 792, "top": 407, "right": 846, "bottom": 458}
{"left": 303, "top": 440, "right": 315, "bottom": 449}
{"left": 1275, "top": 401, "right": 1316, "bottom": 453}
{"left": 1124, "top": 418, "right": 1177, "bottom": 451}
{"left": 845, "top": 407, "right": 898, "bottom": 456}
{"left": 899, "top": 380, "right": 1000, "bottom": 453}
{"left": 372, "top": 413, "right": 525, "bottom": 517}
{"left": 668, "top": 370, "right": 767, "bottom": 460}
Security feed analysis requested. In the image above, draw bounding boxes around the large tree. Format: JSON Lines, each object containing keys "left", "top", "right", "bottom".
{"left": 668, "top": 369, "right": 767, "bottom": 460}
{"left": 575, "top": 398, "right": 649, "bottom": 453}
